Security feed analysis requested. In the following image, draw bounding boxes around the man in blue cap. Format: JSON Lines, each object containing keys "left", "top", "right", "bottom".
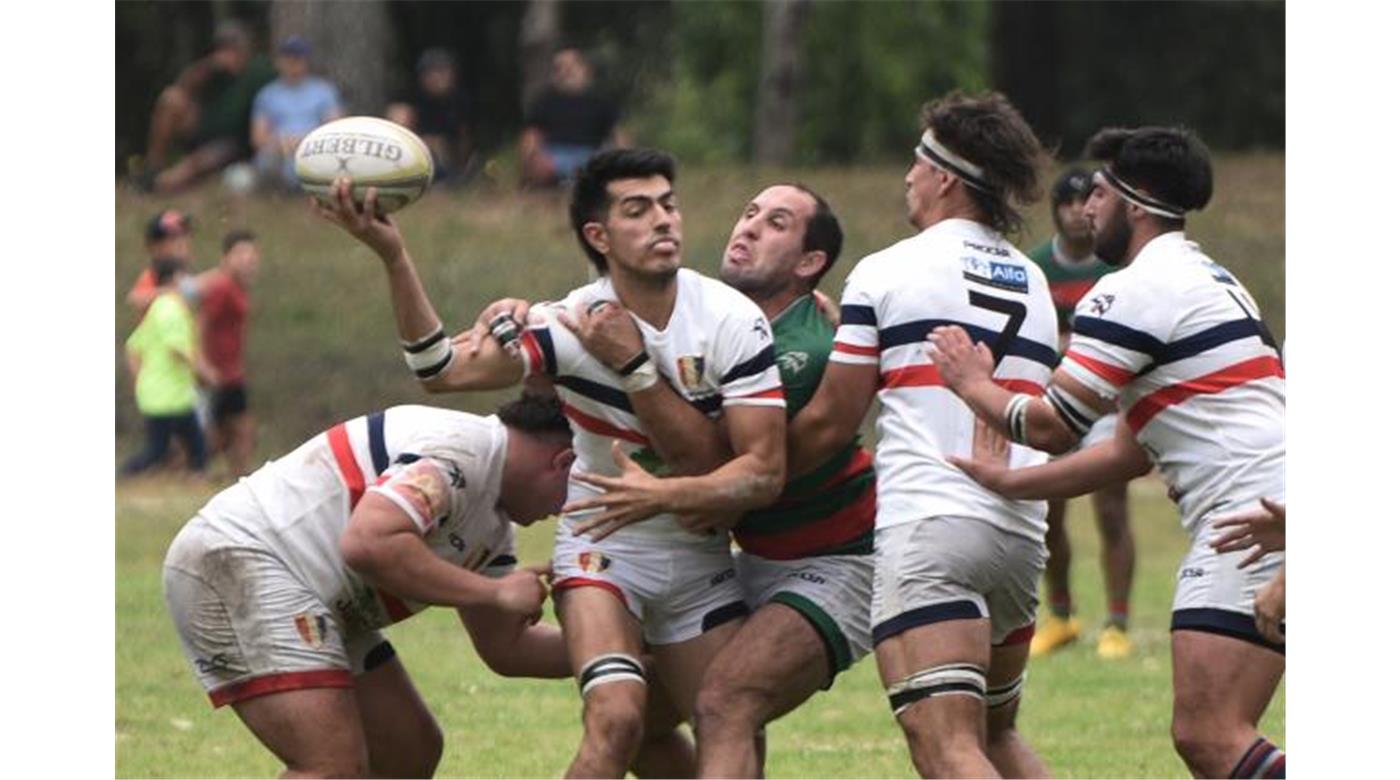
{"left": 251, "top": 35, "right": 343, "bottom": 191}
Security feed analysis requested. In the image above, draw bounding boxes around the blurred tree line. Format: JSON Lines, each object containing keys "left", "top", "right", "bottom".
{"left": 115, "top": 0, "right": 1282, "bottom": 173}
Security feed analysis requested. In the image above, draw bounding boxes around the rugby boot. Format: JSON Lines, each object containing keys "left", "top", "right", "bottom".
{"left": 1096, "top": 625, "right": 1134, "bottom": 659}
{"left": 1029, "top": 614, "right": 1080, "bottom": 657}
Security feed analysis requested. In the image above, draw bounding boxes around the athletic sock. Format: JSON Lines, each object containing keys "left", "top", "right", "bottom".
{"left": 1049, "top": 592, "right": 1073, "bottom": 619}
{"left": 1229, "top": 737, "right": 1285, "bottom": 778}
{"left": 1107, "top": 600, "right": 1129, "bottom": 629}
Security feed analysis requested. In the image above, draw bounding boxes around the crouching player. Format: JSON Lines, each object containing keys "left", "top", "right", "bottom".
{"left": 163, "top": 395, "right": 674, "bottom": 777}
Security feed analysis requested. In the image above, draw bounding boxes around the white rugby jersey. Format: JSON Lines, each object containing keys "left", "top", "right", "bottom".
{"left": 1061, "top": 232, "right": 1285, "bottom": 536}
{"left": 831, "top": 218, "right": 1059, "bottom": 541}
{"left": 518, "top": 268, "right": 785, "bottom": 541}
{"left": 204, "top": 405, "right": 517, "bottom": 636}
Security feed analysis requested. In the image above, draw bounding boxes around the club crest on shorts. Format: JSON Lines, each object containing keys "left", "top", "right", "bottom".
{"left": 294, "top": 613, "right": 330, "bottom": 648}
{"left": 676, "top": 355, "right": 706, "bottom": 392}
{"left": 578, "top": 551, "right": 612, "bottom": 573}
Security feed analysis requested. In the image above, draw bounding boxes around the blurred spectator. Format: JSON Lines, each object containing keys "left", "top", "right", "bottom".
{"left": 387, "top": 48, "right": 475, "bottom": 184}
{"left": 187, "top": 230, "right": 261, "bottom": 478}
{"left": 140, "top": 21, "right": 276, "bottom": 194}
{"left": 519, "top": 48, "right": 626, "bottom": 188}
{"left": 251, "top": 36, "right": 343, "bottom": 192}
{"left": 121, "top": 258, "right": 214, "bottom": 478}
{"left": 126, "top": 209, "right": 195, "bottom": 314}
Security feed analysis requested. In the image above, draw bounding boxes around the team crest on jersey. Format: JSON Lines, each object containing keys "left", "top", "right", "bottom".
{"left": 578, "top": 551, "right": 612, "bottom": 573}
{"left": 962, "top": 257, "right": 1029, "bottom": 293}
{"left": 294, "top": 613, "right": 330, "bottom": 649}
{"left": 1089, "top": 293, "right": 1116, "bottom": 315}
{"left": 777, "top": 351, "right": 809, "bottom": 374}
{"left": 676, "top": 355, "right": 706, "bottom": 391}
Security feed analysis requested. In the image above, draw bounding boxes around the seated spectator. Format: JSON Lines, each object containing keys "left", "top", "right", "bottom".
{"left": 519, "top": 48, "right": 626, "bottom": 188}
{"left": 387, "top": 48, "right": 474, "bottom": 184}
{"left": 126, "top": 209, "right": 195, "bottom": 314}
{"left": 140, "top": 21, "right": 276, "bottom": 194}
{"left": 121, "top": 257, "right": 215, "bottom": 478}
{"left": 251, "top": 36, "right": 343, "bottom": 192}
{"left": 187, "top": 230, "right": 261, "bottom": 478}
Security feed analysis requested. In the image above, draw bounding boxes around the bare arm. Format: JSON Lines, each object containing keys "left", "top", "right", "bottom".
{"left": 927, "top": 325, "right": 1113, "bottom": 455}
{"left": 458, "top": 605, "right": 571, "bottom": 679}
{"left": 340, "top": 492, "right": 549, "bottom": 621}
{"left": 787, "top": 360, "right": 879, "bottom": 477}
{"left": 949, "top": 415, "right": 1152, "bottom": 500}
{"left": 313, "top": 178, "right": 524, "bottom": 392}
{"left": 250, "top": 115, "right": 273, "bottom": 152}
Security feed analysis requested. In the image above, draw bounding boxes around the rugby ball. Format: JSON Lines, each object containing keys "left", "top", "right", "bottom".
{"left": 295, "top": 116, "right": 434, "bottom": 213}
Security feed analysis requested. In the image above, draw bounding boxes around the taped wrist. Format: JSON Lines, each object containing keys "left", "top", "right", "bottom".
{"left": 403, "top": 327, "right": 454, "bottom": 380}
{"left": 618, "top": 353, "right": 658, "bottom": 393}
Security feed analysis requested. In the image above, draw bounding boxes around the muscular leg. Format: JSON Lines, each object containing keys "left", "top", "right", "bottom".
{"left": 650, "top": 616, "right": 745, "bottom": 719}
{"left": 231, "top": 687, "right": 371, "bottom": 778}
{"left": 1091, "top": 482, "right": 1133, "bottom": 629}
{"left": 692, "top": 602, "right": 831, "bottom": 778}
{"left": 632, "top": 678, "right": 697, "bottom": 779}
{"left": 876, "top": 618, "right": 998, "bottom": 779}
{"left": 1171, "top": 630, "right": 1284, "bottom": 778}
{"left": 557, "top": 587, "right": 649, "bottom": 779}
{"left": 985, "top": 640, "right": 1049, "bottom": 778}
{"left": 354, "top": 655, "right": 443, "bottom": 778}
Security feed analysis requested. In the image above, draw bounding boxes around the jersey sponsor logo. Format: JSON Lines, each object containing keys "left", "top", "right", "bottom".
{"left": 785, "top": 569, "right": 827, "bottom": 585}
{"left": 578, "top": 551, "right": 612, "bottom": 573}
{"left": 962, "top": 239, "right": 1011, "bottom": 257}
{"left": 1088, "top": 293, "right": 1116, "bottom": 316}
{"left": 777, "top": 350, "right": 810, "bottom": 374}
{"left": 962, "top": 256, "right": 1029, "bottom": 293}
{"left": 677, "top": 355, "right": 706, "bottom": 392}
{"left": 294, "top": 612, "right": 330, "bottom": 649}
{"left": 194, "top": 653, "right": 236, "bottom": 675}
{"left": 1180, "top": 567, "right": 1205, "bottom": 579}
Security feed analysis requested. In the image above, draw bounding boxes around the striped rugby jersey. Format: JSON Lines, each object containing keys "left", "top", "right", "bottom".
{"left": 830, "top": 218, "right": 1059, "bottom": 541}
{"left": 519, "top": 268, "right": 786, "bottom": 542}
{"left": 207, "top": 405, "right": 517, "bottom": 636}
{"left": 732, "top": 294, "right": 876, "bottom": 560}
{"left": 1062, "top": 232, "right": 1285, "bottom": 536}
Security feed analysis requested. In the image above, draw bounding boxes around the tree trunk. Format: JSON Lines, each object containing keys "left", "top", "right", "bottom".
{"left": 519, "top": 0, "right": 561, "bottom": 111}
{"left": 270, "top": 0, "right": 394, "bottom": 116}
{"left": 753, "top": 0, "right": 809, "bottom": 166}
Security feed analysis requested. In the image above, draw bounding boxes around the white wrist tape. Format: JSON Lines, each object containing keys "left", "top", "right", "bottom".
{"left": 402, "top": 327, "right": 454, "bottom": 380}
{"left": 619, "top": 356, "right": 659, "bottom": 393}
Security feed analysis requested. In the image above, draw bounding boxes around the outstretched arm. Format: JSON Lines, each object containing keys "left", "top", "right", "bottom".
{"left": 313, "top": 177, "right": 523, "bottom": 392}
{"left": 949, "top": 414, "right": 1152, "bottom": 500}
{"left": 787, "top": 360, "right": 879, "bottom": 477}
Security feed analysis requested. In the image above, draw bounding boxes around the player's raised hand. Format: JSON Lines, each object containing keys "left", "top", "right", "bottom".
{"left": 926, "top": 325, "right": 995, "bottom": 392}
{"left": 311, "top": 177, "right": 406, "bottom": 263}
{"left": 560, "top": 301, "right": 646, "bottom": 373}
{"left": 1211, "top": 498, "right": 1286, "bottom": 568}
{"left": 459, "top": 298, "right": 533, "bottom": 357}
{"left": 492, "top": 566, "right": 551, "bottom": 625}
{"left": 565, "top": 440, "right": 670, "bottom": 540}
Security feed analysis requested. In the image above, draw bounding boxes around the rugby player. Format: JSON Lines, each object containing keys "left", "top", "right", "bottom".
{"left": 163, "top": 395, "right": 575, "bottom": 777}
{"left": 315, "top": 148, "right": 789, "bottom": 778}
{"left": 570, "top": 92, "right": 1057, "bottom": 779}
{"left": 1025, "top": 168, "right": 1137, "bottom": 659}
{"left": 927, "top": 126, "right": 1285, "bottom": 779}
{"left": 549, "top": 183, "right": 874, "bottom": 777}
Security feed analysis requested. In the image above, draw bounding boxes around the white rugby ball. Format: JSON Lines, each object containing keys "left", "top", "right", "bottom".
{"left": 295, "top": 116, "right": 434, "bottom": 213}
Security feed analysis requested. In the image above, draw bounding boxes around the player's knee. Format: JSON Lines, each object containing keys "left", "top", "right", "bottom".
{"left": 288, "top": 752, "right": 371, "bottom": 778}
{"left": 693, "top": 677, "right": 763, "bottom": 737}
{"left": 1171, "top": 717, "right": 1236, "bottom": 774}
{"left": 584, "top": 694, "right": 646, "bottom": 758}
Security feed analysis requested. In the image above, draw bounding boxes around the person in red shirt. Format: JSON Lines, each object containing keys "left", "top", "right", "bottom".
{"left": 189, "top": 230, "right": 260, "bottom": 477}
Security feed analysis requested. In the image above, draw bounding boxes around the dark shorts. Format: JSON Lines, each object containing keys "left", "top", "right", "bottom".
{"left": 211, "top": 384, "right": 248, "bottom": 423}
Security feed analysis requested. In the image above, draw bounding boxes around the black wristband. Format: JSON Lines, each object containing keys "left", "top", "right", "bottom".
{"left": 618, "top": 351, "right": 651, "bottom": 376}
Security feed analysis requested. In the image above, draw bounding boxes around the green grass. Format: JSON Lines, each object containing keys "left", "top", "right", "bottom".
{"left": 115, "top": 157, "right": 1284, "bottom": 777}
{"left": 116, "top": 477, "right": 1283, "bottom": 778}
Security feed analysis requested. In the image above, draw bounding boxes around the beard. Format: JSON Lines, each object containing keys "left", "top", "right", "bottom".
{"left": 1092, "top": 206, "right": 1132, "bottom": 266}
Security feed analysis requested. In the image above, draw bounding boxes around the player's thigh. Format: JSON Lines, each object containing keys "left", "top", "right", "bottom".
{"left": 699, "top": 601, "right": 831, "bottom": 722}
{"left": 556, "top": 584, "right": 651, "bottom": 723}
{"left": 1172, "top": 630, "right": 1283, "bottom": 729}
{"left": 650, "top": 615, "right": 744, "bottom": 718}
{"left": 352, "top": 638, "right": 442, "bottom": 778}
{"left": 985, "top": 640, "right": 1031, "bottom": 733}
{"left": 232, "top": 686, "right": 369, "bottom": 775}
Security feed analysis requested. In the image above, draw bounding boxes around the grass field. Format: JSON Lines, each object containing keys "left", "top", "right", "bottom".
{"left": 115, "top": 155, "right": 1284, "bottom": 777}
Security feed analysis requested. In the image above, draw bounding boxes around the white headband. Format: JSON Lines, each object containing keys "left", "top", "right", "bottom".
{"left": 1094, "top": 167, "right": 1186, "bottom": 219}
{"left": 915, "top": 130, "right": 993, "bottom": 192}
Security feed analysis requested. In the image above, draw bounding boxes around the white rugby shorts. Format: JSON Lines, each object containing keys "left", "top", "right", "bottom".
{"left": 552, "top": 523, "right": 747, "bottom": 645}
{"left": 737, "top": 551, "right": 873, "bottom": 678}
{"left": 1171, "top": 518, "right": 1285, "bottom": 652}
{"left": 163, "top": 515, "right": 393, "bottom": 708}
{"left": 870, "top": 516, "right": 1046, "bottom": 646}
